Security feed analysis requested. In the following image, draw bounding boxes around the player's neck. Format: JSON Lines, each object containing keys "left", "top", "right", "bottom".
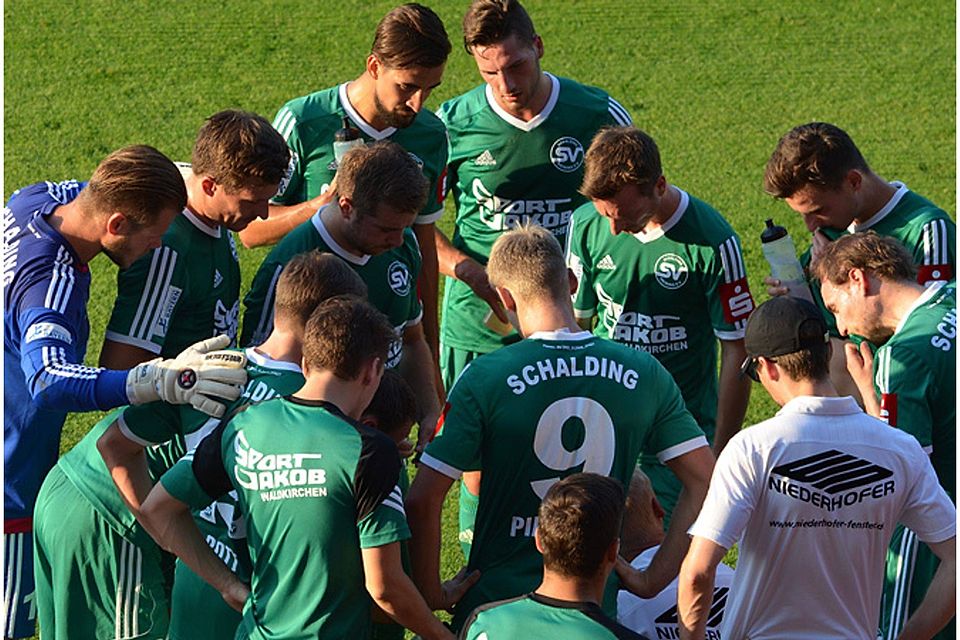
{"left": 852, "top": 174, "right": 897, "bottom": 226}
{"left": 320, "top": 202, "right": 365, "bottom": 257}
{"left": 535, "top": 569, "right": 606, "bottom": 605}
{"left": 47, "top": 199, "right": 104, "bottom": 264}
{"left": 620, "top": 534, "right": 664, "bottom": 563}
{"left": 499, "top": 72, "right": 551, "bottom": 122}
{"left": 645, "top": 183, "right": 681, "bottom": 231}
{"left": 771, "top": 376, "right": 838, "bottom": 406}
{"left": 256, "top": 328, "right": 302, "bottom": 367}
{"left": 516, "top": 300, "right": 581, "bottom": 337}
{"left": 295, "top": 373, "right": 368, "bottom": 419}
{"left": 184, "top": 173, "right": 220, "bottom": 230}
{"left": 878, "top": 279, "right": 927, "bottom": 335}
{"left": 345, "top": 75, "right": 386, "bottom": 131}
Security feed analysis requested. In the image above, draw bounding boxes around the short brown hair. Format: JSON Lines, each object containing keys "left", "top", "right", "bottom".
{"left": 363, "top": 369, "right": 419, "bottom": 440}
{"left": 372, "top": 3, "right": 451, "bottom": 69}
{"left": 774, "top": 344, "right": 831, "bottom": 382}
{"left": 763, "top": 122, "right": 870, "bottom": 198}
{"left": 191, "top": 110, "right": 290, "bottom": 192}
{"left": 302, "top": 296, "right": 397, "bottom": 380}
{"left": 81, "top": 145, "right": 187, "bottom": 226}
{"left": 538, "top": 473, "right": 625, "bottom": 579}
{"left": 487, "top": 224, "right": 569, "bottom": 302}
{"left": 462, "top": 0, "right": 536, "bottom": 52}
{"left": 580, "top": 126, "right": 662, "bottom": 200}
{"left": 810, "top": 231, "right": 917, "bottom": 285}
{"left": 337, "top": 141, "right": 428, "bottom": 218}
{"left": 273, "top": 251, "right": 367, "bottom": 331}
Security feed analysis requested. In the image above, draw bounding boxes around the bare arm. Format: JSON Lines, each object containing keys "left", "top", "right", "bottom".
{"left": 96, "top": 420, "right": 152, "bottom": 517}
{"left": 898, "top": 536, "right": 956, "bottom": 640}
{"left": 844, "top": 341, "right": 880, "bottom": 416}
{"left": 617, "top": 446, "right": 715, "bottom": 597}
{"left": 361, "top": 543, "right": 455, "bottom": 640}
{"left": 434, "top": 227, "right": 507, "bottom": 323}
{"left": 401, "top": 322, "right": 442, "bottom": 451}
{"left": 140, "top": 483, "right": 248, "bottom": 611}
{"left": 677, "top": 536, "right": 727, "bottom": 640}
{"left": 414, "top": 222, "right": 442, "bottom": 370}
{"left": 713, "top": 339, "right": 751, "bottom": 455}
{"left": 406, "top": 464, "right": 457, "bottom": 609}
{"left": 99, "top": 339, "right": 157, "bottom": 369}
{"left": 238, "top": 192, "right": 333, "bottom": 249}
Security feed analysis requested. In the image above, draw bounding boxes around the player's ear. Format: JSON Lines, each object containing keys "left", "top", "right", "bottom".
{"left": 844, "top": 169, "right": 863, "bottom": 192}
{"left": 496, "top": 286, "right": 516, "bottom": 312}
{"left": 105, "top": 212, "right": 130, "bottom": 236}
{"left": 534, "top": 527, "right": 544, "bottom": 555}
{"left": 654, "top": 175, "right": 668, "bottom": 198}
{"left": 567, "top": 268, "right": 579, "bottom": 296}
{"left": 366, "top": 54, "right": 382, "bottom": 79}
{"left": 338, "top": 195, "right": 354, "bottom": 219}
{"left": 532, "top": 34, "right": 544, "bottom": 59}
{"left": 200, "top": 175, "right": 218, "bottom": 197}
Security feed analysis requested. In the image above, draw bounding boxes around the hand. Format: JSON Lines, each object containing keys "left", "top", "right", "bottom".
{"left": 397, "top": 437, "right": 416, "bottom": 459}
{"left": 615, "top": 555, "right": 657, "bottom": 599}
{"left": 416, "top": 408, "right": 442, "bottom": 454}
{"left": 438, "top": 567, "right": 481, "bottom": 612}
{"left": 454, "top": 258, "right": 508, "bottom": 324}
{"left": 126, "top": 335, "right": 248, "bottom": 417}
{"left": 844, "top": 341, "right": 875, "bottom": 393}
{"left": 222, "top": 580, "right": 250, "bottom": 612}
{"left": 764, "top": 275, "right": 788, "bottom": 297}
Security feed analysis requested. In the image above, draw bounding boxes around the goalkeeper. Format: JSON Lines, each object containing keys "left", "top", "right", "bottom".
{"left": 3, "top": 145, "right": 247, "bottom": 639}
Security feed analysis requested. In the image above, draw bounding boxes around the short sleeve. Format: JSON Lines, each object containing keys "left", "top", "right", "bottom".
{"left": 643, "top": 360, "right": 708, "bottom": 463}
{"left": 567, "top": 208, "right": 598, "bottom": 319}
{"left": 703, "top": 235, "right": 753, "bottom": 341}
{"left": 354, "top": 426, "right": 409, "bottom": 548}
{"left": 415, "top": 136, "right": 448, "bottom": 226}
{"left": 420, "top": 364, "right": 485, "bottom": 478}
{"left": 914, "top": 217, "right": 955, "bottom": 284}
{"left": 105, "top": 245, "right": 186, "bottom": 354}
{"left": 874, "top": 344, "right": 933, "bottom": 450}
{"left": 117, "top": 400, "right": 184, "bottom": 446}
{"left": 687, "top": 435, "right": 761, "bottom": 549}
{"left": 271, "top": 105, "right": 306, "bottom": 205}
{"left": 240, "top": 258, "right": 284, "bottom": 347}
{"left": 897, "top": 438, "right": 956, "bottom": 543}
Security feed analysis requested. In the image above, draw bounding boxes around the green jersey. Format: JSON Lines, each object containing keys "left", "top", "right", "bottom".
{"left": 240, "top": 209, "right": 421, "bottom": 368}
{"left": 106, "top": 166, "right": 241, "bottom": 355}
{"left": 56, "top": 349, "right": 304, "bottom": 548}
{"left": 438, "top": 74, "right": 632, "bottom": 354}
{"left": 804, "top": 182, "right": 956, "bottom": 336}
{"left": 873, "top": 281, "right": 956, "bottom": 499}
{"left": 272, "top": 83, "right": 447, "bottom": 225}
{"left": 422, "top": 329, "right": 705, "bottom": 629}
{"left": 567, "top": 189, "right": 754, "bottom": 441}
{"left": 460, "top": 593, "right": 646, "bottom": 640}
{"left": 161, "top": 397, "right": 409, "bottom": 640}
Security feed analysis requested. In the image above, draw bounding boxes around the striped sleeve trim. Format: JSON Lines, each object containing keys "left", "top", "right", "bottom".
{"left": 272, "top": 107, "right": 297, "bottom": 142}
{"left": 921, "top": 218, "right": 950, "bottom": 266}
{"left": 34, "top": 346, "right": 102, "bottom": 394}
{"left": 656, "top": 435, "right": 709, "bottom": 464}
{"left": 415, "top": 207, "right": 445, "bottom": 225}
{"left": 714, "top": 328, "right": 746, "bottom": 341}
{"left": 718, "top": 236, "right": 750, "bottom": 331}
{"left": 251, "top": 264, "right": 284, "bottom": 347}
{"left": 874, "top": 347, "right": 891, "bottom": 394}
{"left": 608, "top": 97, "right": 632, "bottom": 125}
{"left": 418, "top": 452, "right": 463, "bottom": 480}
{"left": 128, "top": 247, "right": 178, "bottom": 343}
{"left": 103, "top": 331, "right": 162, "bottom": 354}
{"left": 381, "top": 485, "right": 406, "bottom": 516}
{"left": 43, "top": 246, "right": 76, "bottom": 313}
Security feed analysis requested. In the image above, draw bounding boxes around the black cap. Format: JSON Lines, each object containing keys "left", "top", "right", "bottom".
{"left": 744, "top": 296, "right": 829, "bottom": 358}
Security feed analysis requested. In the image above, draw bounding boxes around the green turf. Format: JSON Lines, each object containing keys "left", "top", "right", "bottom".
{"left": 4, "top": 0, "right": 954, "bottom": 635}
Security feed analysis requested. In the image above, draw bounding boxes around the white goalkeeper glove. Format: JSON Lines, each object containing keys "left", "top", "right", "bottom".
{"left": 126, "top": 335, "right": 248, "bottom": 417}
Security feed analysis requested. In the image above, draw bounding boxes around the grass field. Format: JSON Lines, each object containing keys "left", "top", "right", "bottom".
{"left": 4, "top": 0, "right": 955, "bottom": 635}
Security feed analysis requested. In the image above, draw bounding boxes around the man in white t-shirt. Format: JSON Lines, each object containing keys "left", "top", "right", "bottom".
{"left": 618, "top": 468, "right": 734, "bottom": 639}
{"left": 677, "top": 296, "right": 956, "bottom": 640}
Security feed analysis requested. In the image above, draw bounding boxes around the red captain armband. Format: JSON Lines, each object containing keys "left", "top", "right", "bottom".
{"left": 719, "top": 277, "right": 755, "bottom": 324}
{"left": 432, "top": 401, "right": 451, "bottom": 440}
{"left": 4, "top": 518, "right": 32, "bottom": 534}
{"left": 918, "top": 264, "right": 953, "bottom": 284}
{"left": 879, "top": 393, "right": 898, "bottom": 426}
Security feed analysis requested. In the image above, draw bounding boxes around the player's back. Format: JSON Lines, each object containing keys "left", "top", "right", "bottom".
{"left": 423, "top": 329, "right": 703, "bottom": 628}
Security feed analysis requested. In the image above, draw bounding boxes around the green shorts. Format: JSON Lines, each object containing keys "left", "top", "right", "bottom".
{"left": 439, "top": 344, "right": 486, "bottom": 392}
{"left": 880, "top": 524, "right": 954, "bottom": 639}
{"left": 168, "top": 559, "right": 242, "bottom": 640}
{"left": 33, "top": 465, "right": 169, "bottom": 640}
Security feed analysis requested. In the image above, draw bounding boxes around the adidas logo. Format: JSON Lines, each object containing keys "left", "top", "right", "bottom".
{"left": 769, "top": 449, "right": 895, "bottom": 511}
{"left": 213, "top": 269, "right": 223, "bottom": 288}
{"left": 597, "top": 254, "right": 616, "bottom": 270}
{"left": 474, "top": 150, "right": 497, "bottom": 166}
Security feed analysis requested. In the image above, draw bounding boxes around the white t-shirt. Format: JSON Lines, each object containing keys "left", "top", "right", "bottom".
{"left": 689, "top": 395, "right": 955, "bottom": 640}
{"left": 618, "top": 544, "right": 734, "bottom": 639}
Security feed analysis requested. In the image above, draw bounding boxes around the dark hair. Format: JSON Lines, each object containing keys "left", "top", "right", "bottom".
{"left": 302, "top": 296, "right": 396, "bottom": 380}
{"left": 538, "top": 473, "right": 624, "bottom": 579}
{"left": 363, "top": 369, "right": 419, "bottom": 439}
{"left": 763, "top": 122, "right": 870, "bottom": 198}
{"left": 274, "top": 251, "right": 367, "bottom": 330}
{"left": 191, "top": 110, "right": 290, "bottom": 192}
{"left": 337, "top": 141, "right": 428, "bottom": 217}
{"left": 581, "top": 126, "right": 662, "bottom": 200}
{"left": 462, "top": 0, "right": 536, "bottom": 52}
{"left": 774, "top": 339, "right": 831, "bottom": 381}
{"left": 372, "top": 3, "right": 451, "bottom": 69}
{"left": 810, "top": 231, "right": 917, "bottom": 285}
{"left": 82, "top": 145, "right": 187, "bottom": 226}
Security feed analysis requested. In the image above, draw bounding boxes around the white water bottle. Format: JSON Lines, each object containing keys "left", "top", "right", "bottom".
{"left": 332, "top": 117, "right": 364, "bottom": 168}
{"left": 761, "top": 219, "right": 813, "bottom": 302}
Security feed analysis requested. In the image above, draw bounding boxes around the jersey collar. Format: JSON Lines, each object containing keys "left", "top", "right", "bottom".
{"left": 245, "top": 347, "right": 302, "bottom": 373}
{"left": 848, "top": 181, "right": 908, "bottom": 233}
{"left": 632, "top": 188, "right": 689, "bottom": 244}
{"left": 528, "top": 328, "right": 593, "bottom": 342}
{"left": 310, "top": 207, "right": 371, "bottom": 265}
{"left": 181, "top": 207, "right": 221, "bottom": 238}
{"left": 338, "top": 83, "right": 396, "bottom": 140}
{"left": 894, "top": 280, "right": 946, "bottom": 335}
{"left": 485, "top": 72, "right": 560, "bottom": 132}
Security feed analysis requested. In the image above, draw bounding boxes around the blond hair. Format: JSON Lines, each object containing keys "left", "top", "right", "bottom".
{"left": 487, "top": 224, "right": 569, "bottom": 301}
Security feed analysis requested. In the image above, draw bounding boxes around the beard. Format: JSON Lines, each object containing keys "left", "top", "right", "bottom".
{"left": 373, "top": 93, "right": 417, "bottom": 129}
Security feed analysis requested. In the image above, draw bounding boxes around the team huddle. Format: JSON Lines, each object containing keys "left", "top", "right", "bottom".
{"left": 3, "top": 1, "right": 956, "bottom": 639}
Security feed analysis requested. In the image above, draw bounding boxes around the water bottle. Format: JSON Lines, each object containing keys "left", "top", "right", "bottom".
{"left": 332, "top": 117, "right": 364, "bottom": 168}
{"left": 761, "top": 218, "right": 813, "bottom": 302}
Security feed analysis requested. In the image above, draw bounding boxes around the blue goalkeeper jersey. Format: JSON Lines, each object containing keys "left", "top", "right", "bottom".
{"left": 3, "top": 181, "right": 129, "bottom": 524}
